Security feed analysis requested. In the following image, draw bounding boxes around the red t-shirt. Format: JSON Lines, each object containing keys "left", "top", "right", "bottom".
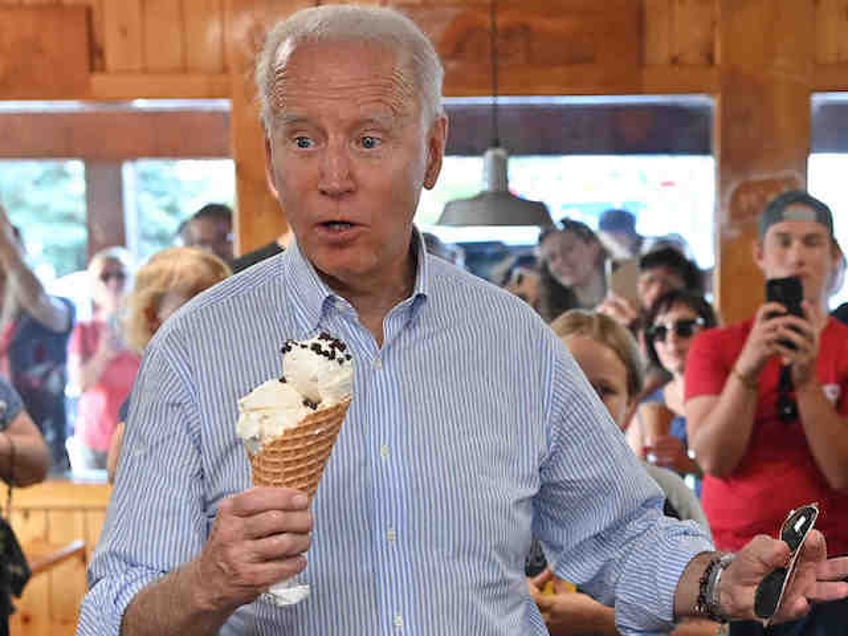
{"left": 685, "top": 317, "right": 848, "bottom": 556}
{"left": 69, "top": 321, "right": 141, "bottom": 452}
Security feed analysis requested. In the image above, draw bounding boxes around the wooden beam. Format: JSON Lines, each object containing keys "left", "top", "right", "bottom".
{"left": 0, "top": 109, "right": 230, "bottom": 160}
{"left": 88, "top": 72, "right": 230, "bottom": 99}
{"left": 715, "top": 0, "right": 813, "bottom": 324}
{"left": 0, "top": 7, "right": 90, "bottom": 99}
{"left": 225, "top": 0, "right": 314, "bottom": 255}
{"left": 85, "top": 161, "right": 126, "bottom": 257}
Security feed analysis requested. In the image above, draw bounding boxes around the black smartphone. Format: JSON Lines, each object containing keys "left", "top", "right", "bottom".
{"left": 765, "top": 276, "right": 804, "bottom": 350}
{"left": 765, "top": 276, "right": 804, "bottom": 318}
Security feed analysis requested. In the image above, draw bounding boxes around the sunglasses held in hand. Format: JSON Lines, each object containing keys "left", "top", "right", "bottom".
{"left": 754, "top": 503, "right": 819, "bottom": 624}
{"left": 647, "top": 317, "right": 705, "bottom": 343}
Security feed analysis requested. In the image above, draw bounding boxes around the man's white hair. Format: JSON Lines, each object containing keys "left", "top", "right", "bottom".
{"left": 255, "top": 5, "right": 444, "bottom": 131}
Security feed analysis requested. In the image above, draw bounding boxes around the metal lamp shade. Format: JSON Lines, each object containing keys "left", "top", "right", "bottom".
{"left": 438, "top": 147, "right": 554, "bottom": 227}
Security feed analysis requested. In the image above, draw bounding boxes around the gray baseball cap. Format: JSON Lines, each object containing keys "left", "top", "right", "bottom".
{"left": 759, "top": 190, "right": 834, "bottom": 239}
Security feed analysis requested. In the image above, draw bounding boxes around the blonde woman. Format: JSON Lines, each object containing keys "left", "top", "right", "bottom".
{"left": 106, "top": 247, "right": 231, "bottom": 482}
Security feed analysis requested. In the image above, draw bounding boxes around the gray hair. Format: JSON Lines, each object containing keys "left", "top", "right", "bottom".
{"left": 255, "top": 5, "right": 444, "bottom": 131}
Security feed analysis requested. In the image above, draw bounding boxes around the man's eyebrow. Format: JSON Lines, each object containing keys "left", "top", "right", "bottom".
{"left": 274, "top": 114, "right": 310, "bottom": 127}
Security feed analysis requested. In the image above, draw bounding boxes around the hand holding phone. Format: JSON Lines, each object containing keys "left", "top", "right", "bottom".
{"left": 765, "top": 276, "right": 804, "bottom": 350}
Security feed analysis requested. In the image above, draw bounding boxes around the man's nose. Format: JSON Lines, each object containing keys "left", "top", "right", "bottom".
{"left": 318, "top": 142, "right": 354, "bottom": 197}
{"left": 786, "top": 239, "right": 806, "bottom": 266}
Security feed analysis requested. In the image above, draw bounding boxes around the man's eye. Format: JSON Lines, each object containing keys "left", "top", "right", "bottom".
{"left": 294, "top": 136, "right": 313, "bottom": 149}
{"left": 360, "top": 136, "right": 381, "bottom": 149}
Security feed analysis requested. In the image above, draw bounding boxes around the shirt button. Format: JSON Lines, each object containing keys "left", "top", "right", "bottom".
{"left": 387, "top": 527, "right": 396, "bottom": 543}
{"left": 379, "top": 444, "right": 389, "bottom": 459}
{"left": 372, "top": 357, "right": 383, "bottom": 370}
{"left": 393, "top": 614, "right": 403, "bottom": 629}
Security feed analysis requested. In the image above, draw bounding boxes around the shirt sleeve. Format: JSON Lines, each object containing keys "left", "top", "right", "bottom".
{"left": 684, "top": 329, "right": 727, "bottom": 400}
{"left": 77, "top": 329, "right": 207, "bottom": 635}
{"left": 0, "top": 377, "right": 24, "bottom": 430}
{"left": 533, "top": 343, "right": 713, "bottom": 634}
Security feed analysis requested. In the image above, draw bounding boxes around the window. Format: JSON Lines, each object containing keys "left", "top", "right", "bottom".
{"left": 123, "top": 159, "right": 236, "bottom": 264}
{"left": 0, "top": 159, "right": 87, "bottom": 281}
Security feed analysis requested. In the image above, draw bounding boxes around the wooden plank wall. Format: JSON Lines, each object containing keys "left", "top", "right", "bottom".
{"left": 1, "top": 0, "right": 848, "bottom": 314}
{"left": 6, "top": 481, "right": 111, "bottom": 636}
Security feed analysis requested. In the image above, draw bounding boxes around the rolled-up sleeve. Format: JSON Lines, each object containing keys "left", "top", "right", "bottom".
{"left": 533, "top": 346, "right": 713, "bottom": 635}
{"left": 77, "top": 330, "right": 207, "bottom": 635}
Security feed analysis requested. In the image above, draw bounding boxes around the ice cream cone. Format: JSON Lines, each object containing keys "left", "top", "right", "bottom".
{"left": 249, "top": 396, "right": 351, "bottom": 497}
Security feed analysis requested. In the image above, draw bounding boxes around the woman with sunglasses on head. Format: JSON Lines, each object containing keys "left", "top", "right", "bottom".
{"left": 537, "top": 219, "right": 609, "bottom": 322}
{"left": 67, "top": 247, "right": 140, "bottom": 471}
{"left": 629, "top": 290, "right": 717, "bottom": 496}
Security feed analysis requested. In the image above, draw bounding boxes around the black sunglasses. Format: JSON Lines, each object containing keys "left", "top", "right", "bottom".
{"left": 100, "top": 271, "right": 127, "bottom": 283}
{"left": 754, "top": 502, "right": 819, "bottom": 624}
{"left": 647, "top": 317, "right": 705, "bottom": 343}
{"left": 777, "top": 365, "right": 798, "bottom": 423}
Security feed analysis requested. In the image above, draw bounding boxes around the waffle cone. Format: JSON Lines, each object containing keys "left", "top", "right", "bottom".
{"left": 249, "top": 397, "right": 351, "bottom": 497}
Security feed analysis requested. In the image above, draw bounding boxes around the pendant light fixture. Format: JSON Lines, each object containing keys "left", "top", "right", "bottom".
{"left": 437, "top": 0, "right": 553, "bottom": 228}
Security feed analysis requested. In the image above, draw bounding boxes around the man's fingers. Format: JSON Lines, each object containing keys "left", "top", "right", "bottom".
{"left": 816, "top": 555, "right": 848, "bottom": 581}
{"left": 249, "top": 532, "right": 311, "bottom": 562}
{"left": 226, "top": 487, "right": 310, "bottom": 517}
{"left": 810, "top": 580, "right": 848, "bottom": 604}
{"left": 530, "top": 568, "right": 553, "bottom": 589}
{"left": 242, "top": 509, "right": 313, "bottom": 539}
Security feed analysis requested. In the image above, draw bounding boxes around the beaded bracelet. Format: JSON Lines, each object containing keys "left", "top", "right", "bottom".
{"left": 694, "top": 553, "right": 735, "bottom": 623}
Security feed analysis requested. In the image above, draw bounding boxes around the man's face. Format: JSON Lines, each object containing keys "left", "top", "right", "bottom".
{"left": 756, "top": 218, "right": 837, "bottom": 305}
{"left": 637, "top": 265, "right": 685, "bottom": 311}
{"left": 185, "top": 217, "right": 233, "bottom": 263}
{"left": 264, "top": 40, "right": 446, "bottom": 289}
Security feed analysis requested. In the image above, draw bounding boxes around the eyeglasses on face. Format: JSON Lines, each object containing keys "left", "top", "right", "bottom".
{"left": 647, "top": 317, "right": 705, "bottom": 343}
{"left": 754, "top": 503, "right": 819, "bottom": 623}
{"left": 99, "top": 271, "right": 127, "bottom": 284}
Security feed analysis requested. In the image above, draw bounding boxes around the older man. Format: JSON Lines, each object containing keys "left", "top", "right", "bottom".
{"left": 78, "top": 7, "right": 848, "bottom": 636}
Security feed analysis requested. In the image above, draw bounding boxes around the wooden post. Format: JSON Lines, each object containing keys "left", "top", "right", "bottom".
{"left": 715, "top": 0, "right": 814, "bottom": 323}
{"left": 225, "top": 0, "right": 313, "bottom": 256}
{"left": 85, "top": 161, "right": 126, "bottom": 258}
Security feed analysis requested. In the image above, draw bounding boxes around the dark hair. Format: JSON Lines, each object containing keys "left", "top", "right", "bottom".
{"left": 638, "top": 247, "right": 703, "bottom": 295}
{"left": 537, "top": 218, "right": 606, "bottom": 323}
{"left": 192, "top": 203, "right": 233, "bottom": 223}
{"left": 644, "top": 290, "right": 718, "bottom": 369}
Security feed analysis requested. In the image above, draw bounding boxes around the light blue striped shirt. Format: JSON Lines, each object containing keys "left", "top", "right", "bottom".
{"left": 78, "top": 236, "right": 712, "bottom": 636}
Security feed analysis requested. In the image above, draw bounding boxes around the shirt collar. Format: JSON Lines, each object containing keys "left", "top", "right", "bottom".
{"left": 282, "top": 227, "right": 430, "bottom": 336}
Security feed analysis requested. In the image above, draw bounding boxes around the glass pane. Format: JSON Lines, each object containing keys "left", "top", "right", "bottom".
{"left": 0, "top": 159, "right": 87, "bottom": 281}
{"left": 807, "top": 153, "right": 848, "bottom": 308}
{"left": 418, "top": 154, "right": 715, "bottom": 270}
{"left": 124, "top": 159, "right": 236, "bottom": 264}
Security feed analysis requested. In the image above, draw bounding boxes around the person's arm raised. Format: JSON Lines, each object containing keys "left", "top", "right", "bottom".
{"left": 121, "top": 487, "right": 312, "bottom": 636}
{"left": 0, "top": 209, "right": 70, "bottom": 333}
{"left": 685, "top": 304, "right": 785, "bottom": 476}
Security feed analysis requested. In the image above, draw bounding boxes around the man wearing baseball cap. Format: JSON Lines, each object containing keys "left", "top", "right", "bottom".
{"left": 684, "top": 190, "right": 848, "bottom": 635}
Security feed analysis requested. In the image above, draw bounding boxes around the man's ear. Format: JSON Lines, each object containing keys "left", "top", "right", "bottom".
{"left": 423, "top": 114, "right": 448, "bottom": 190}
{"left": 264, "top": 136, "right": 280, "bottom": 199}
{"left": 753, "top": 239, "right": 766, "bottom": 275}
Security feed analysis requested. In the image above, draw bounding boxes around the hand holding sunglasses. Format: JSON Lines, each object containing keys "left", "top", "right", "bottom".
{"left": 754, "top": 503, "right": 819, "bottom": 625}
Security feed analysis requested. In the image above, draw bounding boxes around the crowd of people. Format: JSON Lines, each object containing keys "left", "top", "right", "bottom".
{"left": 0, "top": 4, "right": 847, "bottom": 634}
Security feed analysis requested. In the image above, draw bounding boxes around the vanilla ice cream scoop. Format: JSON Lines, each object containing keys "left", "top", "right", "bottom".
{"left": 236, "top": 332, "right": 354, "bottom": 452}
{"left": 282, "top": 333, "right": 354, "bottom": 405}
